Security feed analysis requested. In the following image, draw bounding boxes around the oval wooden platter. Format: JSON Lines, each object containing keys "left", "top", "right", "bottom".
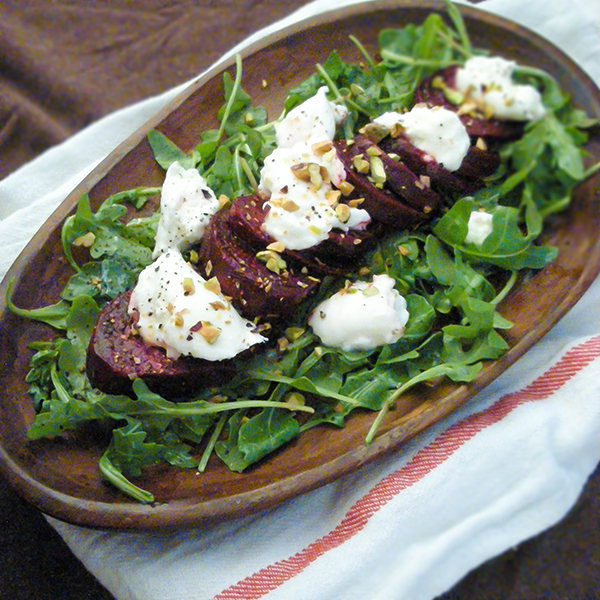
{"left": 1, "top": 0, "right": 599, "bottom": 530}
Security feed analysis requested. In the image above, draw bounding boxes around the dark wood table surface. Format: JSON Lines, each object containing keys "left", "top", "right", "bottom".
{"left": 1, "top": 2, "right": 599, "bottom": 598}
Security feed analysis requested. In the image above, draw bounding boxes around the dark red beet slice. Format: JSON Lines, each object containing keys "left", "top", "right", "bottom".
{"left": 227, "top": 195, "right": 379, "bottom": 276}
{"left": 379, "top": 135, "right": 500, "bottom": 196}
{"left": 337, "top": 135, "right": 438, "bottom": 213}
{"left": 334, "top": 139, "right": 433, "bottom": 229}
{"left": 198, "top": 210, "right": 318, "bottom": 322}
{"left": 86, "top": 291, "right": 235, "bottom": 399}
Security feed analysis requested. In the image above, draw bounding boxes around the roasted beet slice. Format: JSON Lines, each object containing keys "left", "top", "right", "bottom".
{"left": 226, "top": 195, "right": 378, "bottom": 276}
{"left": 379, "top": 134, "right": 500, "bottom": 196}
{"left": 198, "top": 210, "right": 318, "bottom": 322}
{"left": 86, "top": 291, "right": 234, "bottom": 399}
{"left": 337, "top": 135, "right": 438, "bottom": 213}
{"left": 414, "top": 66, "right": 524, "bottom": 141}
{"left": 335, "top": 139, "right": 432, "bottom": 230}
{"left": 456, "top": 145, "right": 501, "bottom": 180}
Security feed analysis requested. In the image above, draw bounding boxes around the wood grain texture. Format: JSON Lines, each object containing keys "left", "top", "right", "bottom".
{"left": 1, "top": 0, "right": 599, "bottom": 530}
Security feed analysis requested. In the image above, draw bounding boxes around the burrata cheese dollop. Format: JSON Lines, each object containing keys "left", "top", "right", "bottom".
{"left": 308, "top": 274, "right": 409, "bottom": 351}
{"left": 129, "top": 250, "right": 266, "bottom": 360}
{"left": 465, "top": 209, "right": 494, "bottom": 247}
{"left": 153, "top": 162, "right": 221, "bottom": 258}
{"left": 259, "top": 87, "right": 371, "bottom": 250}
{"left": 455, "top": 56, "right": 546, "bottom": 121}
{"left": 373, "top": 105, "right": 471, "bottom": 172}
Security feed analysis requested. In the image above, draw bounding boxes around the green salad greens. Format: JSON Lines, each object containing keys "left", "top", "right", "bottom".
{"left": 8, "top": 2, "right": 598, "bottom": 503}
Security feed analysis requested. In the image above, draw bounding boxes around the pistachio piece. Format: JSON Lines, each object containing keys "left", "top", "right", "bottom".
{"left": 325, "top": 189, "right": 342, "bottom": 206}
{"left": 266, "top": 241, "right": 286, "bottom": 253}
{"left": 290, "top": 162, "right": 311, "bottom": 182}
{"left": 369, "top": 155, "right": 386, "bottom": 184}
{"left": 311, "top": 139, "right": 333, "bottom": 154}
{"left": 198, "top": 321, "right": 221, "bottom": 344}
{"left": 281, "top": 198, "right": 299, "bottom": 212}
{"left": 352, "top": 154, "right": 370, "bottom": 173}
{"left": 335, "top": 203, "right": 351, "bottom": 223}
{"left": 362, "top": 285, "right": 380, "bottom": 297}
{"left": 72, "top": 231, "right": 96, "bottom": 247}
{"left": 338, "top": 181, "right": 355, "bottom": 196}
{"left": 182, "top": 277, "right": 195, "bottom": 296}
{"left": 203, "top": 277, "right": 221, "bottom": 295}
{"left": 307, "top": 162, "right": 323, "bottom": 189}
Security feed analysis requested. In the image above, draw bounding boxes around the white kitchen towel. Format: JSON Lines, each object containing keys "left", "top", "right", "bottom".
{"left": 1, "top": 0, "right": 599, "bottom": 599}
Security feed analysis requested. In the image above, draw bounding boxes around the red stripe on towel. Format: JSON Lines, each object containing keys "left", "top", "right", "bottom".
{"left": 213, "top": 336, "right": 600, "bottom": 600}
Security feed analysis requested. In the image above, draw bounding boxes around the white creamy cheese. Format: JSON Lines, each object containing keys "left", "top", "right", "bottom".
{"left": 374, "top": 105, "right": 470, "bottom": 171}
{"left": 274, "top": 86, "right": 347, "bottom": 148}
{"left": 455, "top": 56, "right": 546, "bottom": 121}
{"left": 153, "top": 162, "right": 221, "bottom": 259}
{"left": 259, "top": 87, "right": 371, "bottom": 251}
{"left": 128, "top": 251, "right": 266, "bottom": 361}
{"left": 465, "top": 210, "right": 494, "bottom": 246}
{"left": 308, "top": 274, "right": 409, "bottom": 351}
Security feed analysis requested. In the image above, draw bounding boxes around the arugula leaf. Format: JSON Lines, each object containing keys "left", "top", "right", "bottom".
{"left": 99, "top": 451, "right": 155, "bottom": 504}
{"left": 432, "top": 199, "right": 557, "bottom": 270}
{"left": 147, "top": 129, "right": 196, "bottom": 170}
{"left": 216, "top": 408, "right": 300, "bottom": 472}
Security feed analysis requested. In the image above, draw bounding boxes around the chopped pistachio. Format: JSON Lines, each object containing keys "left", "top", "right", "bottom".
{"left": 266, "top": 241, "right": 286, "bottom": 253}
{"left": 285, "top": 326, "right": 305, "bottom": 342}
{"left": 370, "top": 155, "right": 387, "bottom": 184}
{"left": 256, "top": 250, "right": 287, "bottom": 272}
{"left": 442, "top": 86, "right": 465, "bottom": 106}
{"left": 218, "top": 194, "right": 231, "bottom": 209}
{"left": 307, "top": 162, "right": 323, "bottom": 189}
{"left": 323, "top": 148, "right": 337, "bottom": 163}
{"left": 325, "top": 189, "right": 342, "bottom": 206}
{"left": 199, "top": 321, "right": 221, "bottom": 344}
{"left": 348, "top": 197, "right": 365, "bottom": 208}
{"left": 352, "top": 154, "right": 370, "bottom": 173}
{"left": 366, "top": 145, "right": 382, "bottom": 157}
{"left": 311, "top": 139, "right": 333, "bottom": 154}
{"left": 291, "top": 162, "right": 310, "bottom": 182}
{"left": 476, "top": 137, "right": 488, "bottom": 151}
{"left": 335, "top": 203, "right": 351, "bottom": 223}
{"left": 266, "top": 257, "right": 281, "bottom": 274}
{"left": 281, "top": 198, "right": 299, "bottom": 212}
{"left": 209, "top": 301, "right": 227, "bottom": 311}
{"left": 72, "top": 231, "right": 96, "bottom": 247}
{"left": 204, "top": 277, "right": 221, "bottom": 295}
{"left": 277, "top": 336, "right": 289, "bottom": 352}
{"left": 360, "top": 122, "right": 389, "bottom": 143}
{"left": 362, "top": 285, "right": 380, "bottom": 297}
{"left": 338, "top": 181, "right": 355, "bottom": 196}
{"left": 182, "top": 277, "right": 195, "bottom": 296}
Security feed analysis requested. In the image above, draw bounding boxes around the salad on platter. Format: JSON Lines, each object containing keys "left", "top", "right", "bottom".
{"left": 7, "top": 1, "right": 598, "bottom": 504}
